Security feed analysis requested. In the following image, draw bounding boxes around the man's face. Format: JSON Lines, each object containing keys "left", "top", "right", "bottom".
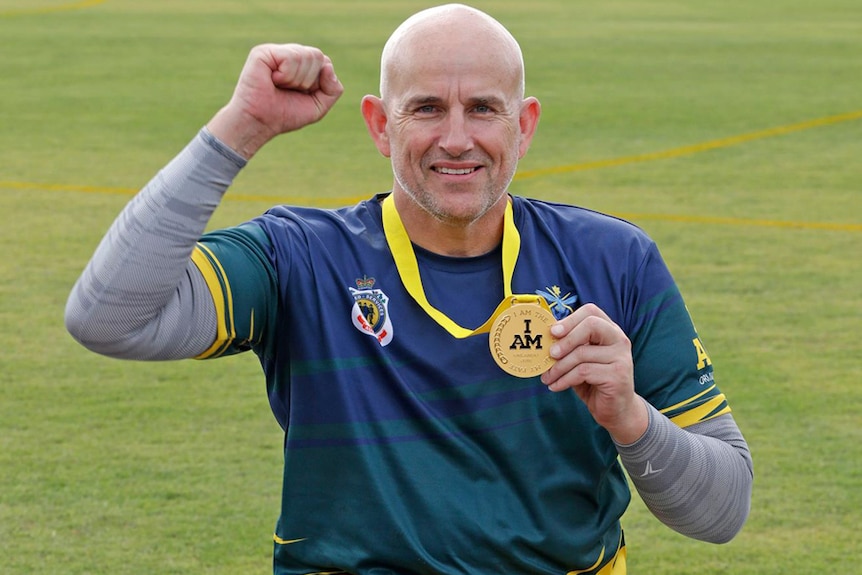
{"left": 371, "top": 31, "right": 536, "bottom": 227}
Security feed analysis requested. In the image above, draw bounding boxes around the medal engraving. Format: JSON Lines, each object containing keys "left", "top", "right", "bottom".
{"left": 489, "top": 301, "right": 556, "bottom": 378}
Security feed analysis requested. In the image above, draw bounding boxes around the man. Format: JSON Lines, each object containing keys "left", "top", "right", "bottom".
{"left": 66, "top": 4, "right": 753, "bottom": 574}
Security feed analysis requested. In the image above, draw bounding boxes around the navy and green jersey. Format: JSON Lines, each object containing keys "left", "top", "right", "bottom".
{"left": 191, "top": 193, "right": 728, "bottom": 575}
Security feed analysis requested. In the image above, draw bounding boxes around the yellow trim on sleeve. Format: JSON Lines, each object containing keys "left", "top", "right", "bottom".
{"left": 190, "top": 244, "right": 235, "bottom": 359}
{"left": 657, "top": 384, "right": 732, "bottom": 427}
{"left": 659, "top": 385, "right": 716, "bottom": 414}
{"left": 667, "top": 394, "right": 731, "bottom": 428}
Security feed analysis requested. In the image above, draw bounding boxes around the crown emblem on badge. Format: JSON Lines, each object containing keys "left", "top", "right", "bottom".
{"left": 355, "top": 275, "right": 376, "bottom": 289}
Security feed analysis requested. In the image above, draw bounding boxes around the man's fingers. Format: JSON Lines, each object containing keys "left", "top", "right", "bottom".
{"left": 269, "top": 45, "right": 325, "bottom": 92}
{"left": 545, "top": 362, "right": 618, "bottom": 393}
{"left": 550, "top": 313, "right": 622, "bottom": 359}
{"left": 551, "top": 303, "right": 612, "bottom": 334}
{"left": 549, "top": 341, "right": 617, "bottom": 373}
{"left": 318, "top": 60, "right": 343, "bottom": 97}
{"left": 542, "top": 303, "right": 632, "bottom": 391}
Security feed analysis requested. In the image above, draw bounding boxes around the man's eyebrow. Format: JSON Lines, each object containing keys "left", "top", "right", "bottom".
{"left": 468, "top": 95, "right": 507, "bottom": 108}
{"left": 402, "top": 95, "right": 509, "bottom": 108}
{"left": 403, "top": 95, "right": 443, "bottom": 108}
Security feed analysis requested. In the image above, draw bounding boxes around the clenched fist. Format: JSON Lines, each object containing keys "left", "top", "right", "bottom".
{"left": 208, "top": 43, "right": 344, "bottom": 159}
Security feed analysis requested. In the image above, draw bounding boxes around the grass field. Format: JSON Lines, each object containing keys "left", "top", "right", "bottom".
{"left": 1, "top": 0, "right": 860, "bottom": 573}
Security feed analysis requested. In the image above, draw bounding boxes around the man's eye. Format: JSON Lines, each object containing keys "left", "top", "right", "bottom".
{"left": 417, "top": 105, "right": 437, "bottom": 114}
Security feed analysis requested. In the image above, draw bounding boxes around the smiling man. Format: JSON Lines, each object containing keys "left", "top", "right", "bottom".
{"left": 362, "top": 5, "right": 538, "bottom": 256}
{"left": 66, "top": 4, "right": 752, "bottom": 574}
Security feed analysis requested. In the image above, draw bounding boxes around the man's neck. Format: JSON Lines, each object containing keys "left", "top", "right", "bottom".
{"left": 391, "top": 192, "right": 507, "bottom": 257}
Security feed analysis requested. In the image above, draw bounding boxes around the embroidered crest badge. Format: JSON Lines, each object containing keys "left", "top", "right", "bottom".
{"left": 349, "top": 276, "right": 394, "bottom": 346}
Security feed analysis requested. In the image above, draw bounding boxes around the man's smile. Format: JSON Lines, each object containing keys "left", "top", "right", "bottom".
{"left": 433, "top": 166, "right": 480, "bottom": 175}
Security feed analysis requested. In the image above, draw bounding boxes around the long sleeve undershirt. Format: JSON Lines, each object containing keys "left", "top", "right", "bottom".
{"left": 65, "top": 128, "right": 753, "bottom": 544}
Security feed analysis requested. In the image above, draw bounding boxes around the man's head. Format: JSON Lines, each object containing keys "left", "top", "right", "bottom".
{"left": 379, "top": 4, "right": 526, "bottom": 102}
{"left": 362, "top": 4, "right": 540, "bottom": 229}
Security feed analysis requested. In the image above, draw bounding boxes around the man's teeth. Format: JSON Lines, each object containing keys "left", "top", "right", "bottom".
{"left": 437, "top": 167, "right": 476, "bottom": 175}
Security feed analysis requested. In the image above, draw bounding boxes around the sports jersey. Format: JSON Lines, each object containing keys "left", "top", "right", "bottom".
{"left": 190, "top": 193, "right": 729, "bottom": 575}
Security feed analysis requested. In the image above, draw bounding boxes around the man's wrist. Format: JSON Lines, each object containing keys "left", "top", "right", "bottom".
{"left": 608, "top": 395, "right": 651, "bottom": 446}
{"left": 206, "top": 104, "right": 275, "bottom": 160}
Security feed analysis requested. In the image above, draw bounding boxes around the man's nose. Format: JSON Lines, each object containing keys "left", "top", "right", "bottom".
{"left": 437, "top": 111, "right": 474, "bottom": 156}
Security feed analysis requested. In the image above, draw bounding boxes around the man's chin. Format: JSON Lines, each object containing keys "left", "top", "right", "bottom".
{"left": 430, "top": 196, "right": 503, "bottom": 227}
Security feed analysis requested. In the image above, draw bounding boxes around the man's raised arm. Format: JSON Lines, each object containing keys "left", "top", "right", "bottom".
{"left": 65, "top": 45, "right": 343, "bottom": 360}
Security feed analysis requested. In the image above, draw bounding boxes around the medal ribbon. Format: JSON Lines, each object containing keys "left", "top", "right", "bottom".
{"left": 381, "top": 194, "right": 550, "bottom": 338}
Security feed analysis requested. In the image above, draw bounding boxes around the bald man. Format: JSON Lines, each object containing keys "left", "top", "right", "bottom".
{"left": 67, "top": 4, "right": 752, "bottom": 574}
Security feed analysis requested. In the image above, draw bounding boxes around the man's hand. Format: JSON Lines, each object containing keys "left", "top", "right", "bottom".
{"left": 208, "top": 43, "right": 344, "bottom": 159}
{"left": 541, "top": 303, "right": 649, "bottom": 444}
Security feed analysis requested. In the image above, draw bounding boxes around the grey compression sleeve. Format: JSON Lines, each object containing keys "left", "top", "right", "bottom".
{"left": 65, "top": 128, "right": 246, "bottom": 360}
{"left": 615, "top": 402, "right": 753, "bottom": 543}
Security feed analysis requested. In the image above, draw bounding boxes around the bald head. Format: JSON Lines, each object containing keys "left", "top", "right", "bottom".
{"left": 379, "top": 4, "right": 525, "bottom": 100}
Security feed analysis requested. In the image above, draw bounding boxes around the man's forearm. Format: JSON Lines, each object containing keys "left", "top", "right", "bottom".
{"left": 65, "top": 128, "right": 246, "bottom": 360}
{"left": 615, "top": 402, "right": 753, "bottom": 544}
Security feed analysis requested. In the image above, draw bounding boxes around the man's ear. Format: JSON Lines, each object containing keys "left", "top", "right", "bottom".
{"left": 361, "top": 95, "right": 391, "bottom": 158}
{"left": 517, "top": 97, "right": 542, "bottom": 158}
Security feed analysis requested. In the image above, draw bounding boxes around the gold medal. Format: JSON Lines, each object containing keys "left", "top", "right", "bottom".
{"left": 489, "top": 297, "right": 557, "bottom": 378}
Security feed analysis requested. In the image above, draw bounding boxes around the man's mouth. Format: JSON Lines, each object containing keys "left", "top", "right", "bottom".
{"left": 434, "top": 166, "right": 479, "bottom": 175}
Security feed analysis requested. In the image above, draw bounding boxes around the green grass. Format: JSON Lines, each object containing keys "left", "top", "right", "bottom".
{"left": 2, "top": 0, "right": 861, "bottom": 573}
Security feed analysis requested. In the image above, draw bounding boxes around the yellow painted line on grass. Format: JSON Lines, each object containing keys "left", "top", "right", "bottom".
{"left": 612, "top": 212, "right": 862, "bottom": 233}
{"left": 2, "top": 109, "right": 861, "bottom": 231}
{"left": 0, "top": 0, "right": 109, "bottom": 16}
{"left": 3, "top": 178, "right": 857, "bottom": 232}
{"left": 514, "top": 108, "right": 862, "bottom": 180}
{"left": 0, "top": 180, "right": 136, "bottom": 196}
{"left": 0, "top": 180, "right": 366, "bottom": 207}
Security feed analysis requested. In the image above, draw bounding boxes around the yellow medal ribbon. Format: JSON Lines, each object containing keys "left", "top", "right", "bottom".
{"left": 381, "top": 194, "right": 552, "bottom": 339}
